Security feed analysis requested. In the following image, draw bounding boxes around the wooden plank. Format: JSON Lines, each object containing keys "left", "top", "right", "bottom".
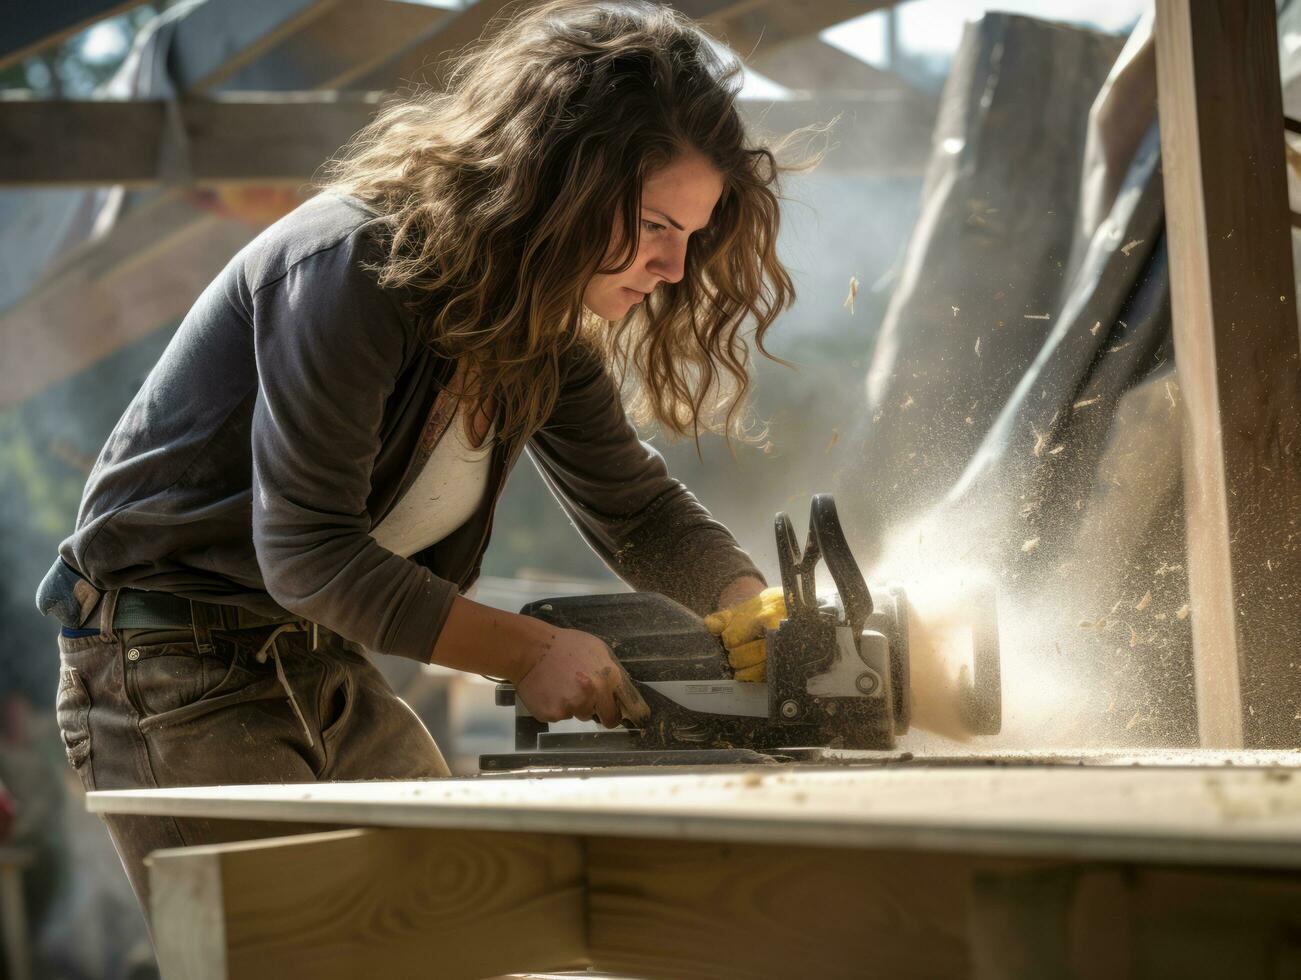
{"left": 147, "top": 827, "right": 588, "bottom": 980}
{"left": 33, "top": 190, "right": 222, "bottom": 286}
{"left": 0, "top": 93, "right": 382, "bottom": 187}
{"left": 1154, "top": 0, "right": 1301, "bottom": 747}
{"left": 0, "top": 0, "right": 137, "bottom": 72}
{"left": 0, "top": 182, "right": 307, "bottom": 408}
{"left": 167, "top": 0, "right": 343, "bottom": 93}
{"left": 150, "top": 835, "right": 227, "bottom": 980}
{"left": 0, "top": 92, "right": 916, "bottom": 188}
{"left": 0, "top": 85, "right": 902, "bottom": 408}
{"left": 143, "top": 824, "right": 1301, "bottom": 980}
{"left": 969, "top": 863, "right": 1301, "bottom": 980}
{"left": 1129, "top": 868, "right": 1301, "bottom": 977}
{"left": 677, "top": 0, "right": 895, "bottom": 58}
{"left": 90, "top": 763, "right": 1301, "bottom": 868}
{"left": 744, "top": 34, "right": 924, "bottom": 93}
{"left": 351, "top": 0, "right": 523, "bottom": 91}
{"left": 0, "top": 0, "right": 418, "bottom": 406}
{"left": 0, "top": 204, "right": 257, "bottom": 407}
{"left": 586, "top": 835, "right": 976, "bottom": 979}
{"left": 0, "top": 98, "right": 159, "bottom": 185}
{"left": 353, "top": 0, "right": 880, "bottom": 92}
{"left": 220, "top": 0, "right": 459, "bottom": 91}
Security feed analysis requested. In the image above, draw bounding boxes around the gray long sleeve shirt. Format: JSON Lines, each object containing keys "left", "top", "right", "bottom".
{"left": 59, "top": 193, "right": 762, "bottom": 662}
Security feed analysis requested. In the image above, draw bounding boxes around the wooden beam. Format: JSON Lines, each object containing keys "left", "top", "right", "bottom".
{"left": 0, "top": 85, "right": 916, "bottom": 406}
{"left": 586, "top": 836, "right": 975, "bottom": 979}
{"left": 350, "top": 0, "right": 524, "bottom": 91}
{"left": 167, "top": 0, "right": 343, "bottom": 93}
{"left": 0, "top": 195, "right": 262, "bottom": 407}
{"left": 142, "top": 819, "right": 1301, "bottom": 980}
{"left": 0, "top": 92, "right": 918, "bottom": 189}
{"left": 677, "top": 0, "right": 896, "bottom": 58}
{"left": 1154, "top": 0, "right": 1301, "bottom": 747}
{"left": 218, "top": 0, "right": 459, "bottom": 91}
{"left": 0, "top": 93, "right": 383, "bottom": 187}
{"left": 0, "top": 1, "right": 138, "bottom": 72}
{"left": 1, "top": 0, "right": 431, "bottom": 410}
{"left": 968, "top": 863, "right": 1301, "bottom": 980}
{"left": 147, "top": 827, "right": 588, "bottom": 980}
{"left": 372, "top": 0, "right": 837, "bottom": 93}
{"left": 352, "top": 0, "right": 892, "bottom": 93}
{"left": 745, "top": 34, "right": 927, "bottom": 94}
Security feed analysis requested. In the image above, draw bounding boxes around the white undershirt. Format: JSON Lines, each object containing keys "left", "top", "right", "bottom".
{"left": 370, "top": 402, "right": 495, "bottom": 558}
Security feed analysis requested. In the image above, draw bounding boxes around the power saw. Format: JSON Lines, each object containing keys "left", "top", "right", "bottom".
{"left": 481, "top": 494, "right": 1001, "bottom": 770}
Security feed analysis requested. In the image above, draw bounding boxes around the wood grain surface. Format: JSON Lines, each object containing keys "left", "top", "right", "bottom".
{"left": 1154, "top": 0, "right": 1301, "bottom": 747}
{"left": 586, "top": 836, "right": 977, "bottom": 980}
{"left": 148, "top": 827, "right": 586, "bottom": 980}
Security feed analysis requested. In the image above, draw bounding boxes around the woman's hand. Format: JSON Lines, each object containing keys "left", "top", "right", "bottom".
{"left": 431, "top": 596, "right": 649, "bottom": 727}
{"left": 515, "top": 629, "right": 649, "bottom": 728}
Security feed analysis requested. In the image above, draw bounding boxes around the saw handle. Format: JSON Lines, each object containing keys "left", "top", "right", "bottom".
{"left": 775, "top": 494, "right": 873, "bottom": 635}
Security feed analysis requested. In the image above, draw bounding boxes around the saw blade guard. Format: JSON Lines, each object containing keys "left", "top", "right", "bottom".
{"left": 776, "top": 493, "right": 874, "bottom": 634}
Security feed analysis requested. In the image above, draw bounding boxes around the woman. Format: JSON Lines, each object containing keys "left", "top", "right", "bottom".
{"left": 38, "top": 0, "right": 793, "bottom": 916}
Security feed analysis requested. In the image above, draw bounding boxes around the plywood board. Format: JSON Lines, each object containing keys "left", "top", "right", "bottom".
{"left": 92, "top": 763, "right": 1301, "bottom": 869}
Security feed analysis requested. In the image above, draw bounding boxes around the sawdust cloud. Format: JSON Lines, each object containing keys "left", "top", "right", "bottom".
{"left": 850, "top": 408, "right": 1201, "bottom": 752}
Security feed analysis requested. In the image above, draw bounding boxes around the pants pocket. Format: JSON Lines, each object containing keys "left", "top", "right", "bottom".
{"left": 126, "top": 634, "right": 257, "bottom": 722}
{"left": 319, "top": 667, "right": 355, "bottom": 743}
{"left": 55, "top": 666, "right": 95, "bottom": 790}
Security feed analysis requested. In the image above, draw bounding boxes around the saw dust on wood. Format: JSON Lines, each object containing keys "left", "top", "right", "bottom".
{"left": 1031, "top": 423, "right": 1049, "bottom": 457}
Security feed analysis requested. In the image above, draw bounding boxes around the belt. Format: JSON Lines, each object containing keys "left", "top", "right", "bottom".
{"left": 42, "top": 564, "right": 321, "bottom": 748}
{"left": 38, "top": 558, "right": 302, "bottom": 633}
{"left": 111, "top": 590, "right": 299, "bottom": 632}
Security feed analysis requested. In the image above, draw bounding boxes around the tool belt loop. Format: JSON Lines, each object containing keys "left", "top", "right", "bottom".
{"left": 98, "top": 589, "right": 120, "bottom": 641}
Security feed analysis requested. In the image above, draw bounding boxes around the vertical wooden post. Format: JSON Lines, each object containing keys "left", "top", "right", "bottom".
{"left": 1155, "top": 0, "right": 1301, "bottom": 747}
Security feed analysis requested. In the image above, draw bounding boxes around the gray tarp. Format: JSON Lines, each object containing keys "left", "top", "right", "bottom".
{"left": 840, "top": 14, "right": 1126, "bottom": 543}
{"left": 839, "top": 12, "right": 1199, "bottom": 744}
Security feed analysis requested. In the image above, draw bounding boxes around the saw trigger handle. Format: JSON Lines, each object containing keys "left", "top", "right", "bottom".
{"left": 775, "top": 494, "right": 873, "bottom": 635}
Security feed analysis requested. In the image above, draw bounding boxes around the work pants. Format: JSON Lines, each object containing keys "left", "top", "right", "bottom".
{"left": 54, "top": 619, "right": 449, "bottom": 925}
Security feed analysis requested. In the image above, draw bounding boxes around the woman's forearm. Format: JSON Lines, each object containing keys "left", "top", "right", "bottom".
{"left": 431, "top": 594, "right": 652, "bottom": 726}
{"left": 430, "top": 595, "right": 551, "bottom": 682}
{"left": 716, "top": 574, "right": 766, "bottom": 611}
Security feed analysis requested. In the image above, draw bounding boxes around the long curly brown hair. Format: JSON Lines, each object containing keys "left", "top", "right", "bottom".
{"left": 323, "top": 0, "right": 797, "bottom": 441}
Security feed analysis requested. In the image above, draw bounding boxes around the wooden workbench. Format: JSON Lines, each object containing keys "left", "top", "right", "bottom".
{"left": 90, "top": 752, "right": 1301, "bottom": 979}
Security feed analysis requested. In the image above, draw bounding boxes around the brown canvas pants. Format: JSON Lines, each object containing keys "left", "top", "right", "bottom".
{"left": 55, "top": 615, "right": 449, "bottom": 924}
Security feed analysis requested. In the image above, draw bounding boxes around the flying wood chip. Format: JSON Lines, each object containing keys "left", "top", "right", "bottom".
{"left": 843, "top": 276, "right": 859, "bottom": 314}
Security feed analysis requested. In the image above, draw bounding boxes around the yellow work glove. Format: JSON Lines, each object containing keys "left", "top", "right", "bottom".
{"left": 704, "top": 586, "right": 787, "bottom": 682}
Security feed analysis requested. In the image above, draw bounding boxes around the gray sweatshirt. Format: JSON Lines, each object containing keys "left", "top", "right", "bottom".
{"left": 58, "top": 193, "right": 762, "bottom": 661}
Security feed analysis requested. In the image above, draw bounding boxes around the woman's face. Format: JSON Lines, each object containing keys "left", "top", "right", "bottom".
{"left": 583, "top": 151, "right": 724, "bottom": 320}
